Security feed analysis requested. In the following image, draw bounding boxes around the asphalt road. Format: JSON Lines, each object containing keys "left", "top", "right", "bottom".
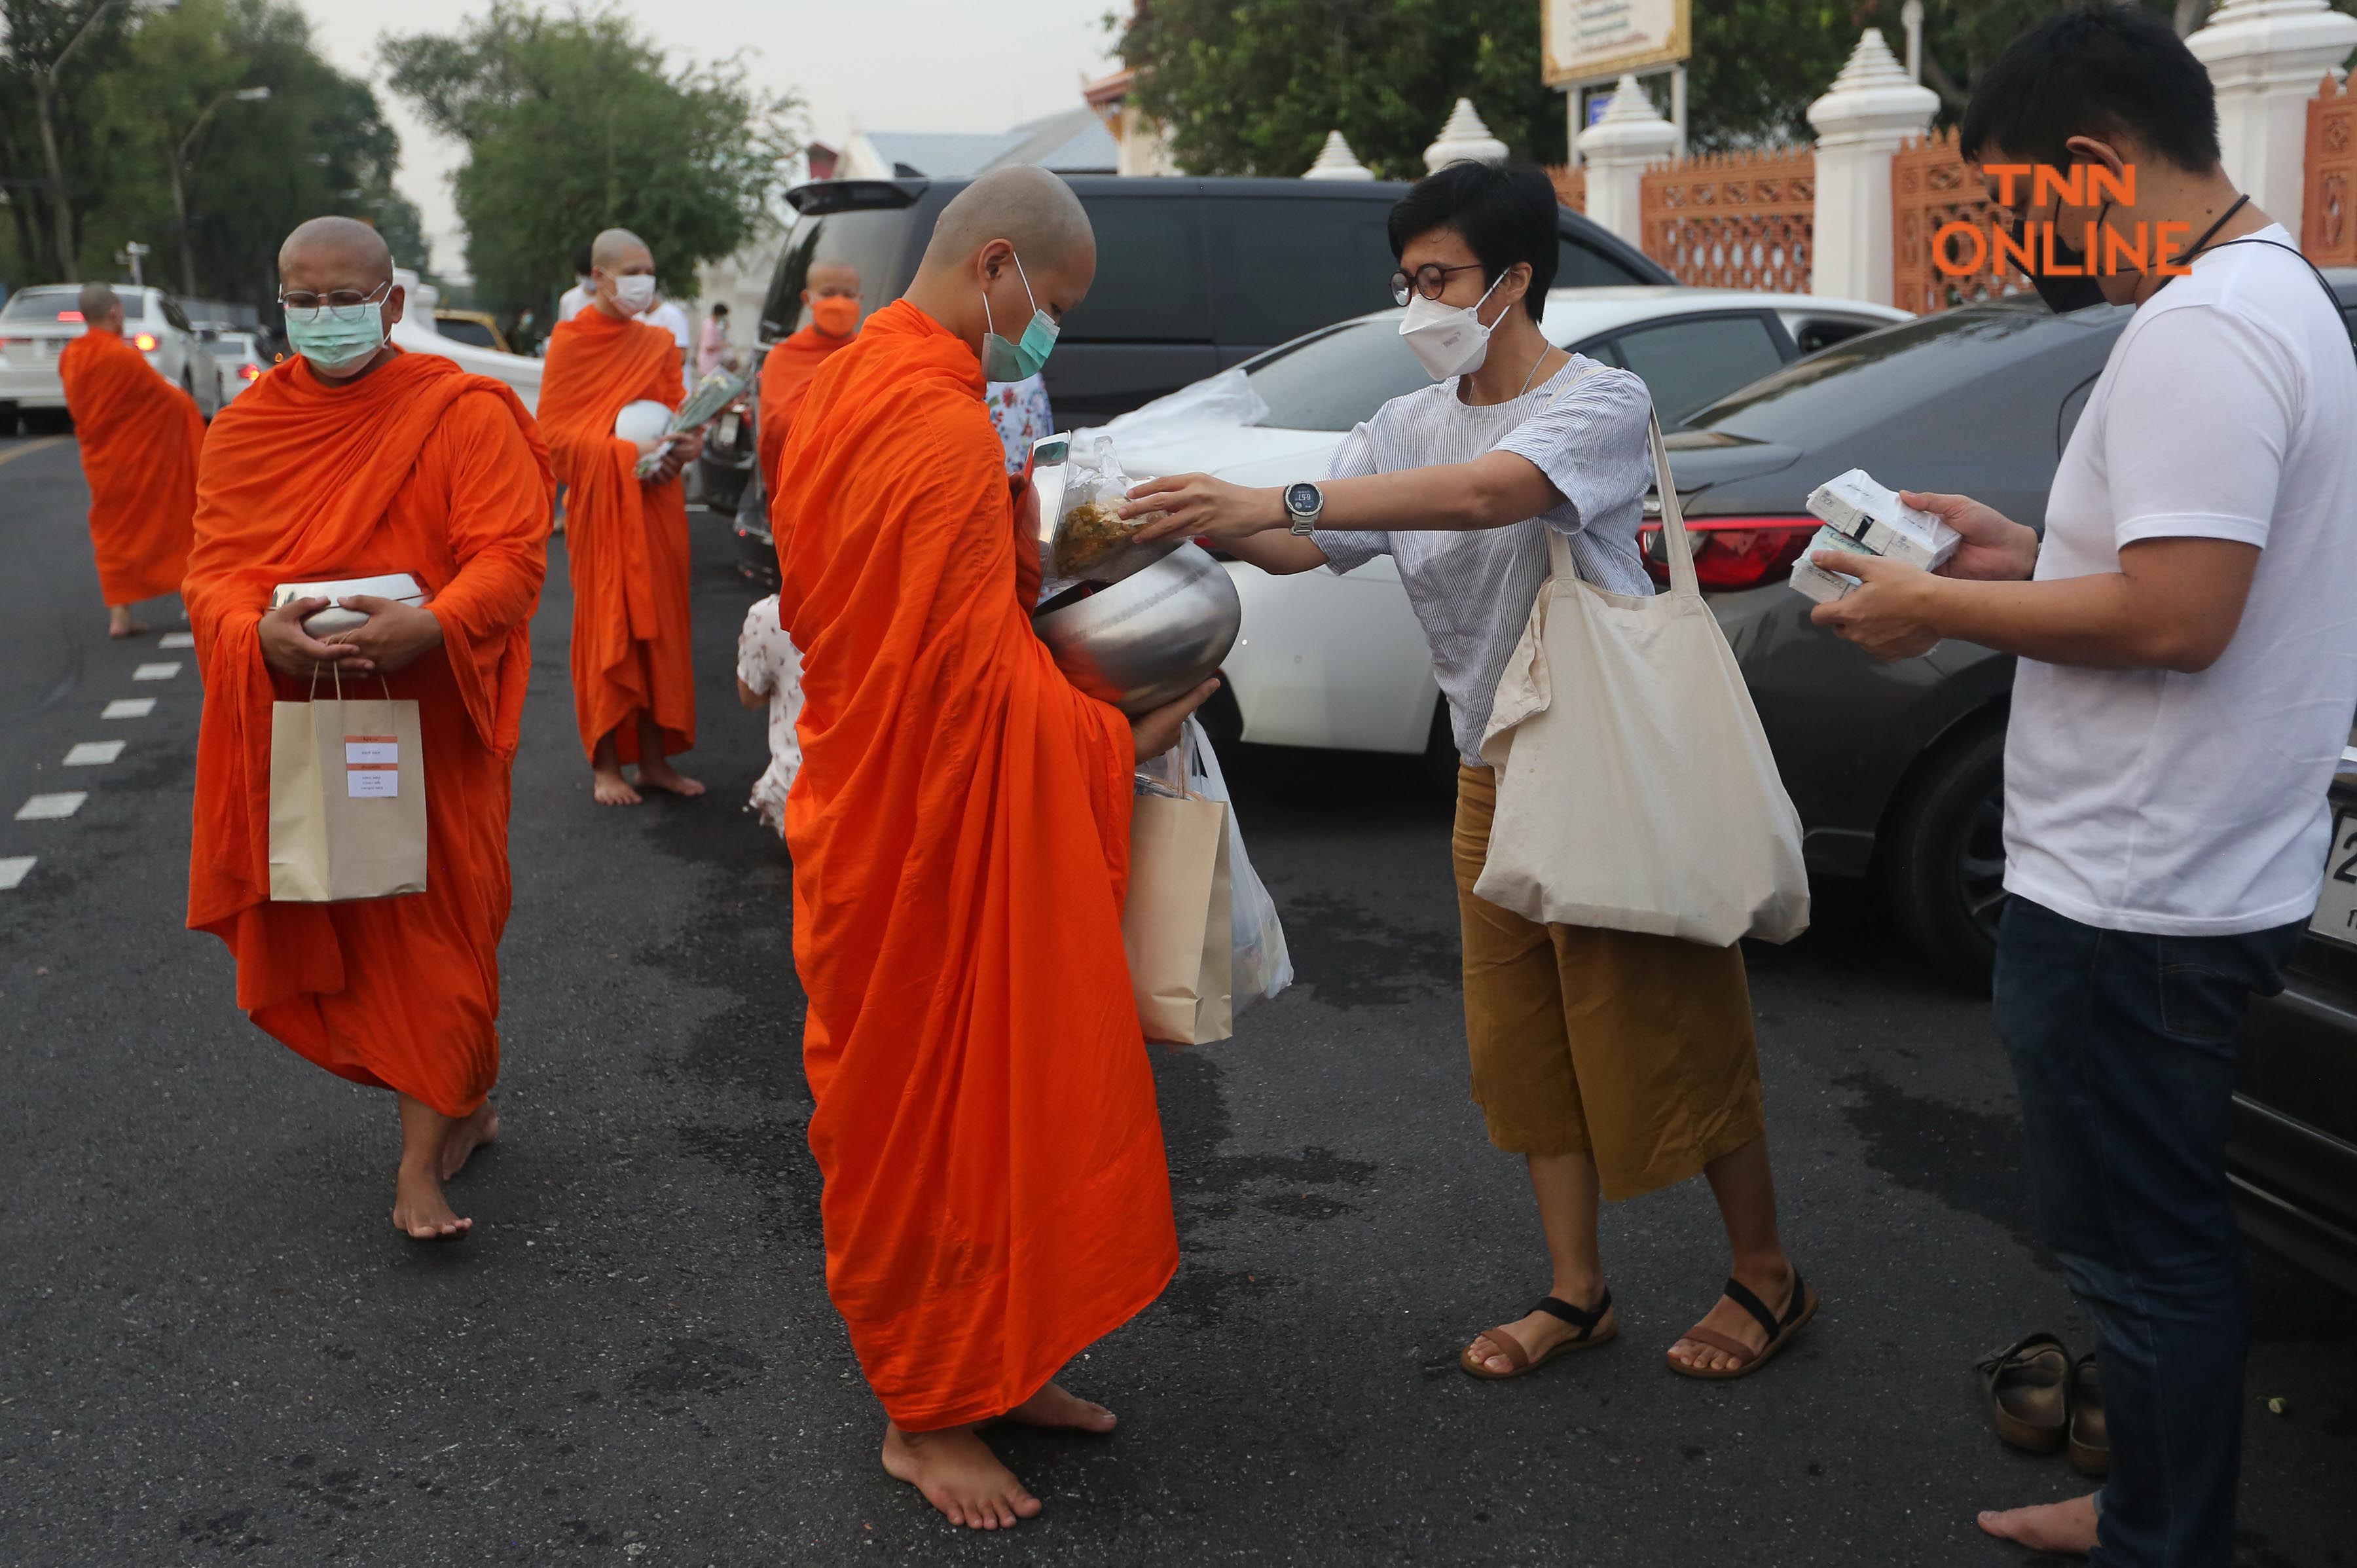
{"left": 2, "top": 431, "right": 2351, "bottom": 1567}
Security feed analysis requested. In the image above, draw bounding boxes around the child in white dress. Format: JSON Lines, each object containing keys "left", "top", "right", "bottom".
{"left": 735, "top": 594, "right": 803, "bottom": 834}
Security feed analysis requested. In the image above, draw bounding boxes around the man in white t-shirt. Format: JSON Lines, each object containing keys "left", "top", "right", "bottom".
{"left": 555, "top": 244, "right": 595, "bottom": 324}
{"left": 1811, "top": 10, "right": 2357, "bottom": 1563}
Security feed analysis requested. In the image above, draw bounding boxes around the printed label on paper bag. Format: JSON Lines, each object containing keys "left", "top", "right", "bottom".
{"left": 346, "top": 734, "right": 399, "bottom": 799}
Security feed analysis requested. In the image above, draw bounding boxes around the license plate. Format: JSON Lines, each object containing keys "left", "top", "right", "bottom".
{"left": 2308, "top": 805, "right": 2357, "bottom": 946}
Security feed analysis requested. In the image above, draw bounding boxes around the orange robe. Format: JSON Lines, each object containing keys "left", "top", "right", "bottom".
{"left": 773, "top": 300, "right": 1176, "bottom": 1431}
{"left": 58, "top": 329, "right": 202, "bottom": 606}
{"left": 757, "top": 325, "right": 853, "bottom": 492}
{"left": 183, "top": 352, "right": 552, "bottom": 1118}
{"left": 539, "top": 308, "right": 694, "bottom": 764}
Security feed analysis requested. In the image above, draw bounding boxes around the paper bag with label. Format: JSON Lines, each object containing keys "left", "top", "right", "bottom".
{"left": 268, "top": 680, "right": 428, "bottom": 903}
{"left": 1122, "top": 758, "right": 1233, "bottom": 1046}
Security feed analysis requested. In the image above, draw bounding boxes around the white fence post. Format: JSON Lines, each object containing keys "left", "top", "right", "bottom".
{"left": 1807, "top": 30, "right": 1939, "bottom": 304}
{"left": 2188, "top": 0, "right": 2357, "bottom": 242}
{"left": 1577, "top": 75, "right": 1680, "bottom": 249}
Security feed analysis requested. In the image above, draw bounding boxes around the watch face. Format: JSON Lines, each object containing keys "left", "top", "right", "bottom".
{"left": 1286, "top": 481, "right": 1321, "bottom": 515}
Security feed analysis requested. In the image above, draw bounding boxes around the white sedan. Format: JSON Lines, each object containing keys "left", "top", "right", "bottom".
{"left": 1095, "top": 287, "right": 1908, "bottom": 755}
{"left": 388, "top": 270, "right": 544, "bottom": 412}
{"left": 0, "top": 283, "right": 226, "bottom": 429}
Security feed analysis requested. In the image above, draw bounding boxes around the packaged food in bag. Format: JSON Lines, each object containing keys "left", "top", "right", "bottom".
{"left": 1051, "top": 431, "right": 1175, "bottom": 581}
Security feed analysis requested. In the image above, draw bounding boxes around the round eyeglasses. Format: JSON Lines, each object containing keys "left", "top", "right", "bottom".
{"left": 1391, "top": 263, "right": 1487, "bottom": 306}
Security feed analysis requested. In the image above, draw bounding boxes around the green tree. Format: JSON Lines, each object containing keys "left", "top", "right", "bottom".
{"left": 382, "top": 3, "right": 803, "bottom": 317}
{"left": 0, "top": 0, "right": 137, "bottom": 282}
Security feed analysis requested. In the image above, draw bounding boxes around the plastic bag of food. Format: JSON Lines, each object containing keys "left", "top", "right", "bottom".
{"left": 1137, "top": 718, "right": 1293, "bottom": 1015}
{"left": 1051, "top": 431, "right": 1171, "bottom": 582}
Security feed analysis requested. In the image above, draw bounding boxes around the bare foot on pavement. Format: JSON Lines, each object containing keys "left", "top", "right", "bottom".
{"left": 1979, "top": 1494, "right": 2099, "bottom": 1556}
{"left": 882, "top": 1423, "right": 1042, "bottom": 1529}
{"left": 391, "top": 1158, "right": 471, "bottom": 1241}
{"left": 439, "top": 1099, "right": 500, "bottom": 1180}
{"left": 634, "top": 759, "right": 704, "bottom": 799}
{"left": 1000, "top": 1381, "right": 1116, "bottom": 1433}
{"left": 592, "top": 765, "right": 642, "bottom": 806}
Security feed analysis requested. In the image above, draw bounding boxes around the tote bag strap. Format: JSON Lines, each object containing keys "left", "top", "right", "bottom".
{"left": 1533, "top": 365, "right": 1698, "bottom": 600}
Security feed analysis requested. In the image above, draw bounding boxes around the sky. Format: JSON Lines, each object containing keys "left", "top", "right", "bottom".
{"left": 298, "top": 0, "right": 1127, "bottom": 276}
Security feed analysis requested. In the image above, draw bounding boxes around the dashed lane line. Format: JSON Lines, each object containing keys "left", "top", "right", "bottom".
{"left": 132, "top": 663, "right": 181, "bottom": 681}
{"left": 157, "top": 632, "right": 194, "bottom": 649}
{"left": 0, "top": 438, "right": 67, "bottom": 470}
{"left": 103, "top": 699, "right": 155, "bottom": 719}
{"left": 0, "top": 857, "right": 34, "bottom": 891}
{"left": 62, "top": 741, "right": 124, "bottom": 766}
{"left": 15, "top": 793, "right": 88, "bottom": 822}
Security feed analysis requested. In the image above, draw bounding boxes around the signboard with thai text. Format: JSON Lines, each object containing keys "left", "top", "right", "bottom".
{"left": 1543, "top": 0, "right": 1692, "bottom": 86}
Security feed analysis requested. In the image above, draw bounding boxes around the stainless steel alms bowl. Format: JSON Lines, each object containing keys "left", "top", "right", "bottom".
{"left": 1032, "top": 543, "right": 1242, "bottom": 716}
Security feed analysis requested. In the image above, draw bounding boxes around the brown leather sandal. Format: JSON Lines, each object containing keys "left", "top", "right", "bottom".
{"left": 2068, "top": 1353, "right": 2110, "bottom": 1478}
{"left": 1976, "top": 1332, "right": 2070, "bottom": 1454}
{"left": 1459, "top": 1290, "right": 1616, "bottom": 1380}
{"left": 1666, "top": 1271, "right": 1818, "bottom": 1381}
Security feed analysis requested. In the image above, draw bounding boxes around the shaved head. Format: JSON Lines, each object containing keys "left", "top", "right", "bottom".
{"left": 805, "top": 259, "right": 860, "bottom": 295}
{"left": 919, "top": 165, "right": 1093, "bottom": 277}
{"left": 77, "top": 282, "right": 120, "bottom": 320}
{"left": 591, "top": 228, "right": 651, "bottom": 270}
{"left": 278, "top": 215, "right": 393, "bottom": 284}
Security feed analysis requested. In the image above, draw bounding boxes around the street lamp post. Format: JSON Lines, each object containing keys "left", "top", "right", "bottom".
{"left": 121, "top": 240, "right": 150, "bottom": 287}
{"left": 169, "top": 85, "right": 272, "bottom": 298}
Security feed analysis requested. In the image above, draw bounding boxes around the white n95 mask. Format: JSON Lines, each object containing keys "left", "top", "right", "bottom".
{"left": 1398, "top": 270, "right": 1506, "bottom": 381}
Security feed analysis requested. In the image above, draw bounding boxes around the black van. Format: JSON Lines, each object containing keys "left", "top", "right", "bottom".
{"left": 759, "top": 175, "right": 1673, "bottom": 424}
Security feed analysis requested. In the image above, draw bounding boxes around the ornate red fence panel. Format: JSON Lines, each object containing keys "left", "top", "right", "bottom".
{"left": 1546, "top": 164, "right": 1587, "bottom": 213}
{"left": 1891, "top": 129, "right": 2030, "bottom": 315}
{"left": 1637, "top": 147, "right": 1814, "bottom": 292}
{"left": 2305, "top": 73, "right": 2356, "bottom": 267}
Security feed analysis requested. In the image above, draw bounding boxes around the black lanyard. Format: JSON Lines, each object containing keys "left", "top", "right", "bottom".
{"left": 2158, "top": 195, "right": 2350, "bottom": 355}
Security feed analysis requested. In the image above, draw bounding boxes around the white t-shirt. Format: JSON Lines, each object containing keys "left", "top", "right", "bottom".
{"left": 556, "top": 281, "right": 593, "bottom": 323}
{"left": 2004, "top": 225, "right": 2357, "bottom": 936}
{"left": 648, "top": 300, "right": 693, "bottom": 353}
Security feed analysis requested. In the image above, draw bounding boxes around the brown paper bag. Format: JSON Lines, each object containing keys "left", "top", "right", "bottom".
{"left": 268, "top": 682, "right": 428, "bottom": 903}
{"left": 1123, "top": 786, "right": 1233, "bottom": 1046}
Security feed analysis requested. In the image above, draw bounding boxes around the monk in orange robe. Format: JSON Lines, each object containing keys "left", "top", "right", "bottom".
{"left": 773, "top": 165, "right": 1213, "bottom": 1530}
{"left": 538, "top": 227, "right": 704, "bottom": 807}
{"left": 756, "top": 258, "right": 860, "bottom": 492}
{"left": 57, "top": 282, "right": 202, "bottom": 638}
{"left": 184, "top": 218, "right": 552, "bottom": 1241}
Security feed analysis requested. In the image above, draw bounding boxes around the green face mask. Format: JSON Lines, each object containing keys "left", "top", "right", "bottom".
{"left": 283, "top": 282, "right": 391, "bottom": 373}
{"left": 980, "top": 251, "right": 1057, "bottom": 382}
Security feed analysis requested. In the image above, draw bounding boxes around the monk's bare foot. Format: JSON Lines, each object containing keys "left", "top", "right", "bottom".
{"left": 107, "top": 612, "right": 149, "bottom": 639}
{"left": 439, "top": 1099, "right": 500, "bottom": 1181}
{"left": 1001, "top": 1381, "right": 1116, "bottom": 1434}
{"left": 883, "top": 1423, "right": 1041, "bottom": 1529}
{"left": 592, "top": 766, "right": 642, "bottom": 806}
{"left": 390, "top": 1158, "right": 471, "bottom": 1241}
{"left": 1977, "top": 1494, "right": 2099, "bottom": 1556}
{"left": 634, "top": 759, "right": 704, "bottom": 799}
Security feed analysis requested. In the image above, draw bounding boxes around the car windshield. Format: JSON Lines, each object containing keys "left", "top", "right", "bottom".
{"left": 1245, "top": 318, "right": 1430, "bottom": 431}
{"left": 1, "top": 286, "right": 145, "bottom": 322}
{"left": 1682, "top": 300, "right": 2122, "bottom": 444}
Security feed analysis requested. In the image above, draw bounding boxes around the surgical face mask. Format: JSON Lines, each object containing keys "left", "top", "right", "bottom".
{"left": 1398, "top": 270, "right": 1506, "bottom": 380}
{"left": 2016, "top": 209, "right": 2108, "bottom": 315}
{"left": 981, "top": 252, "right": 1057, "bottom": 381}
{"left": 283, "top": 283, "right": 391, "bottom": 374}
{"left": 612, "top": 274, "right": 657, "bottom": 314}
{"left": 810, "top": 295, "right": 859, "bottom": 337}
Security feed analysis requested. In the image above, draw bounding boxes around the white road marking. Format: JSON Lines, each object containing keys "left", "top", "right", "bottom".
{"left": 0, "top": 857, "right": 33, "bottom": 890}
{"left": 132, "top": 663, "right": 181, "bottom": 681}
{"left": 15, "top": 793, "right": 87, "bottom": 821}
{"left": 103, "top": 698, "right": 155, "bottom": 719}
{"left": 158, "top": 632, "right": 194, "bottom": 649}
{"left": 62, "top": 741, "right": 124, "bottom": 766}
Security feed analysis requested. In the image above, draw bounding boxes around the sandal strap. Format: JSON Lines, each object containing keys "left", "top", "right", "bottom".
{"left": 1720, "top": 1276, "right": 1786, "bottom": 1347}
{"left": 1977, "top": 1330, "right": 2068, "bottom": 1375}
{"left": 1531, "top": 1289, "right": 1612, "bottom": 1336}
{"left": 1477, "top": 1324, "right": 1531, "bottom": 1370}
{"left": 1680, "top": 1326, "right": 1757, "bottom": 1368}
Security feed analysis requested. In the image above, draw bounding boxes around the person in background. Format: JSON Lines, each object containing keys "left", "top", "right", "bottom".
{"left": 1126, "top": 160, "right": 1810, "bottom": 1388}
{"left": 697, "top": 301, "right": 738, "bottom": 379}
{"left": 57, "top": 281, "right": 202, "bottom": 638}
{"left": 985, "top": 371, "right": 1053, "bottom": 477}
{"left": 734, "top": 592, "right": 801, "bottom": 835}
{"left": 756, "top": 258, "right": 862, "bottom": 492}
{"left": 646, "top": 291, "right": 694, "bottom": 376}
{"left": 1809, "top": 9, "right": 2357, "bottom": 1562}
{"left": 555, "top": 245, "right": 595, "bottom": 324}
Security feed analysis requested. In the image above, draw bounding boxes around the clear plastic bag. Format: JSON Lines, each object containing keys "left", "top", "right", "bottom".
{"left": 1051, "top": 431, "right": 1170, "bottom": 582}
{"left": 1138, "top": 718, "right": 1292, "bottom": 1015}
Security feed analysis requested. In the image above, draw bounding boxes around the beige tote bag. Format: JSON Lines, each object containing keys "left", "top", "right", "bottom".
{"left": 1472, "top": 405, "right": 1810, "bottom": 947}
{"left": 268, "top": 670, "right": 428, "bottom": 903}
{"left": 1123, "top": 747, "right": 1235, "bottom": 1046}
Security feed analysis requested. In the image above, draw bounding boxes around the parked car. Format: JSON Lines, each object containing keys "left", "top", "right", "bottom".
{"left": 0, "top": 283, "right": 224, "bottom": 429}
{"left": 204, "top": 329, "right": 272, "bottom": 406}
{"left": 433, "top": 308, "right": 512, "bottom": 354}
{"left": 761, "top": 175, "right": 1672, "bottom": 425}
{"left": 388, "top": 270, "right": 543, "bottom": 412}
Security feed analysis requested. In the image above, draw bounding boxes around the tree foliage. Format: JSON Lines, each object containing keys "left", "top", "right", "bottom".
{"left": 0, "top": 0, "right": 420, "bottom": 304}
{"left": 382, "top": 3, "right": 803, "bottom": 317}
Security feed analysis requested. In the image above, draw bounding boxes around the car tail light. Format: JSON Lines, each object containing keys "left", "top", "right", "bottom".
{"left": 240, "top": 363, "right": 262, "bottom": 382}
{"left": 133, "top": 332, "right": 159, "bottom": 352}
{"left": 58, "top": 310, "right": 83, "bottom": 323}
{"left": 1639, "top": 517, "right": 1816, "bottom": 592}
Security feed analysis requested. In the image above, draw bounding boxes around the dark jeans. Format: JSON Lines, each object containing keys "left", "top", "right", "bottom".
{"left": 1993, "top": 897, "right": 2300, "bottom": 1567}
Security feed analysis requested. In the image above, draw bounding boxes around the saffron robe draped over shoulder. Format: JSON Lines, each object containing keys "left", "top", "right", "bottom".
{"left": 773, "top": 301, "right": 1177, "bottom": 1431}
{"left": 539, "top": 308, "right": 693, "bottom": 764}
{"left": 183, "top": 351, "right": 552, "bottom": 1118}
{"left": 756, "top": 325, "right": 851, "bottom": 492}
{"left": 58, "top": 329, "right": 202, "bottom": 606}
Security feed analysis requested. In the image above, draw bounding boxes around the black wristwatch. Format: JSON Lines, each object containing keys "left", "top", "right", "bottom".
{"left": 1284, "top": 481, "right": 1325, "bottom": 536}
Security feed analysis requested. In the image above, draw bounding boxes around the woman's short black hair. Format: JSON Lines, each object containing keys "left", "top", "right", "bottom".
{"left": 1959, "top": 3, "right": 2220, "bottom": 175}
{"left": 1387, "top": 160, "right": 1561, "bottom": 323}
{"left": 712, "top": 301, "right": 729, "bottom": 316}
{"left": 572, "top": 244, "right": 594, "bottom": 275}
